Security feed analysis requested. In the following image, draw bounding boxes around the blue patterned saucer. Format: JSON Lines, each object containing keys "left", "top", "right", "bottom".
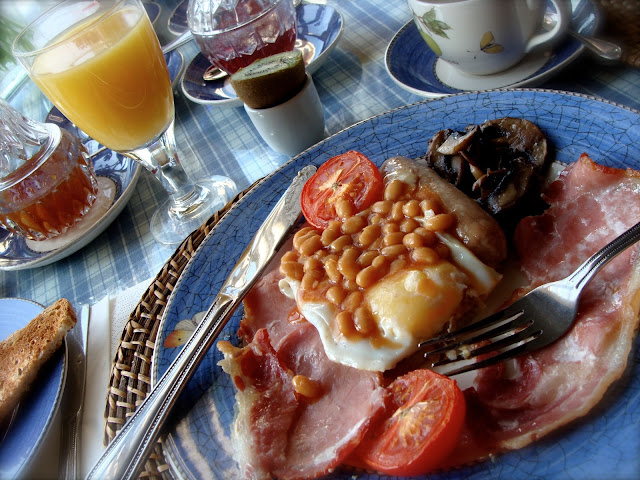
{"left": 386, "top": 0, "right": 599, "bottom": 97}
{"left": 167, "top": 0, "right": 188, "bottom": 35}
{"left": 143, "top": 1, "right": 161, "bottom": 26}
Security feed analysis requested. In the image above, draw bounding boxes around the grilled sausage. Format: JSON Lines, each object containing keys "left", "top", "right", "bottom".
{"left": 382, "top": 156, "right": 507, "bottom": 268}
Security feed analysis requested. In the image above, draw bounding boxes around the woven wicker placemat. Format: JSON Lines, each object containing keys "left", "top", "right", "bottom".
{"left": 103, "top": 183, "right": 257, "bottom": 479}
{"left": 598, "top": 0, "right": 640, "bottom": 67}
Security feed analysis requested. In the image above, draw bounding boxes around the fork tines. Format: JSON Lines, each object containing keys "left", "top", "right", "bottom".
{"left": 418, "top": 305, "right": 541, "bottom": 376}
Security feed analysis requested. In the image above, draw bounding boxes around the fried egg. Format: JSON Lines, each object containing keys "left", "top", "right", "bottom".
{"left": 279, "top": 234, "right": 501, "bottom": 372}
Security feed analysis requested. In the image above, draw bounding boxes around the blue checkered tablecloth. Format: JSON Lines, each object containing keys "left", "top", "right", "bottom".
{"left": 1, "top": 0, "right": 639, "bottom": 315}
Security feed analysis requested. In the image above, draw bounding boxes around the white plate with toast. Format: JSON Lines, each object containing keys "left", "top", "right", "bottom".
{"left": 0, "top": 298, "right": 67, "bottom": 479}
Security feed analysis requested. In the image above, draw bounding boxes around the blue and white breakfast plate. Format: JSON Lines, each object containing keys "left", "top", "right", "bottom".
{"left": 0, "top": 51, "right": 184, "bottom": 271}
{"left": 152, "top": 89, "right": 640, "bottom": 479}
{"left": 0, "top": 298, "right": 66, "bottom": 480}
{"left": 181, "top": 3, "right": 344, "bottom": 107}
{"left": 386, "top": 0, "right": 599, "bottom": 98}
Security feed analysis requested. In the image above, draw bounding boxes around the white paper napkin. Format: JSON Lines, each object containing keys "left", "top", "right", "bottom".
{"left": 80, "top": 277, "right": 154, "bottom": 478}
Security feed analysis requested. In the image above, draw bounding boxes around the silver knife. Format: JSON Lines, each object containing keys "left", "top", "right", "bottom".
{"left": 87, "top": 165, "right": 316, "bottom": 480}
{"left": 59, "top": 304, "right": 89, "bottom": 480}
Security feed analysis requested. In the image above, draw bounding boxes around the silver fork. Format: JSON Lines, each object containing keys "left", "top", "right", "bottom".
{"left": 419, "top": 220, "right": 640, "bottom": 376}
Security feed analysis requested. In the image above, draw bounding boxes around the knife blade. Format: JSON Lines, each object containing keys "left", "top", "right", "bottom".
{"left": 58, "top": 304, "right": 89, "bottom": 480}
{"left": 87, "top": 165, "right": 316, "bottom": 480}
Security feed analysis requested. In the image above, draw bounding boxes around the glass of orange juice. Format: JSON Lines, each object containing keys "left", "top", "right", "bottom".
{"left": 12, "top": 0, "right": 237, "bottom": 245}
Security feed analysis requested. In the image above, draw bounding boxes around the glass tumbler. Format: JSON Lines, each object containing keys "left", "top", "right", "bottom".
{"left": 188, "top": 0, "right": 298, "bottom": 75}
{"left": 0, "top": 99, "right": 98, "bottom": 241}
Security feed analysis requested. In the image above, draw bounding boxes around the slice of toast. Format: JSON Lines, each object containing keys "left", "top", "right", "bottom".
{"left": 0, "top": 299, "right": 77, "bottom": 423}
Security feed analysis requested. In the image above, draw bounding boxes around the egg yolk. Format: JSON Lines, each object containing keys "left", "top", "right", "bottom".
{"left": 366, "top": 262, "right": 465, "bottom": 341}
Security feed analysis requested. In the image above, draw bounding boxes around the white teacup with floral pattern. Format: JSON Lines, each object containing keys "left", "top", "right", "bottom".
{"left": 407, "top": 0, "right": 571, "bottom": 75}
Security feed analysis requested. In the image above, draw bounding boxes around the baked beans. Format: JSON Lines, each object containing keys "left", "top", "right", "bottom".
{"left": 280, "top": 260, "right": 304, "bottom": 281}
{"left": 343, "top": 291, "right": 364, "bottom": 312}
{"left": 326, "top": 285, "right": 347, "bottom": 305}
{"left": 371, "top": 200, "right": 392, "bottom": 215}
{"left": 357, "top": 250, "right": 378, "bottom": 267}
{"left": 383, "top": 231, "right": 405, "bottom": 247}
{"left": 281, "top": 174, "right": 458, "bottom": 341}
{"left": 292, "top": 374, "right": 322, "bottom": 399}
{"left": 330, "top": 234, "right": 353, "bottom": 252}
{"left": 303, "top": 256, "right": 323, "bottom": 273}
{"left": 335, "top": 198, "right": 355, "bottom": 219}
{"left": 358, "top": 224, "right": 381, "bottom": 247}
{"left": 390, "top": 201, "right": 405, "bottom": 222}
{"left": 356, "top": 265, "right": 379, "bottom": 289}
{"left": 337, "top": 248, "right": 361, "bottom": 281}
{"left": 353, "top": 307, "right": 375, "bottom": 335}
{"left": 341, "top": 214, "right": 367, "bottom": 234}
{"left": 384, "top": 179, "right": 405, "bottom": 201}
{"left": 321, "top": 225, "right": 341, "bottom": 246}
{"left": 299, "top": 234, "right": 324, "bottom": 257}
{"left": 337, "top": 310, "right": 356, "bottom": 337}
{"left": 402, "top": 200, "right": 421, "bottom": 217}
{"left": 400, "top": 217, "right": 419, "bottom": 233}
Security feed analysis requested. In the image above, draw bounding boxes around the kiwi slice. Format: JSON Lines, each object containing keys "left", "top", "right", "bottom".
{"left": 230, "top": 50, "right": 306, "bottom": 109}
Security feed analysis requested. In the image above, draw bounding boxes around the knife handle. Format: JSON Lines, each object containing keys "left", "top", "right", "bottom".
{"left": 86, "top": 293, "right": 235, "bottom": 480}
{"left": 87, "top": 166, "right": 315, "bottom": 479}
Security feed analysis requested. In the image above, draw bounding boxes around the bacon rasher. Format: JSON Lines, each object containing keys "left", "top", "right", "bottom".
{"left": 458, "top": 154, "right": 640, "bottom": 454}
{"left": 219, "top": 267, "right": 385, "bottom": 480}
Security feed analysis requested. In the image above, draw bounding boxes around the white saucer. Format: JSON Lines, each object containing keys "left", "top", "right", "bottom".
{"left": 434, "top": 50, "right": 551, "bottom": 91}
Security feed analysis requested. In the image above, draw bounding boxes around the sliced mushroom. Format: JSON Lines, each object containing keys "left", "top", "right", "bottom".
{"left": 426, "top": 129, "right": 469, "bottom": 187}
{"left": 424, "top": 117, "right": 551, "bottom": 227}
{"left": 476, "top": 160, "right": 536, "bottom": 215}
{"left": 479, "top": 117, "right": 548, "bottom": 170}
{"left": 436, "top": 125, "right": 479, "bottom": 155}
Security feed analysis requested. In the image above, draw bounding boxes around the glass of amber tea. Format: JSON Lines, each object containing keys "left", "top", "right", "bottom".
{"left": 0, "top": 99, "right": 98, "bottom": 241}
{"left": 12, "top": 0, "right": 237, "bottom": 245}
{"left": 188, "top": 0, "right": 298, "bottom": 75}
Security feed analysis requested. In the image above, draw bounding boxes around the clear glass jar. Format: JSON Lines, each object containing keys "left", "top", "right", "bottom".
{"left": 0, "top": 99, "right": 98, "bottom": 240}
{"left": 187, "top": 0, "right": 297, "bottom": 75}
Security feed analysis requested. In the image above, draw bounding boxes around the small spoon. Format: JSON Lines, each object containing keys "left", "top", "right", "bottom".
{"left": 543, "top": 14, "right": 622, "bottom": 61}
{"left": 203, "top": 65, "right": 229, "bottom": 82}
{"left": 569, "top": 30, "right": 622, "bottom": 60}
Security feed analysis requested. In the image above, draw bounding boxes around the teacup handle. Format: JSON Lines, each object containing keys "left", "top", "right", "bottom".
{"left": 525, "top": 0, "right": 571, "bottom": 53}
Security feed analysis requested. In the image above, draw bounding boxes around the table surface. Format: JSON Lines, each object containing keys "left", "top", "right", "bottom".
{"left": 2, "top": 0, "right": 640, "bottom": 316}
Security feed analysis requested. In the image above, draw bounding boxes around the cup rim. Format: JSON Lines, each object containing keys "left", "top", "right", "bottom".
{"left": 11, "top": 0, "right": 129, "bottom": 60}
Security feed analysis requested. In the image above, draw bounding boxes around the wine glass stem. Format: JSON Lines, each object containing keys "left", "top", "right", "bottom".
{"left": 126, "top": 119, "right": 202, "bottom": 215}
